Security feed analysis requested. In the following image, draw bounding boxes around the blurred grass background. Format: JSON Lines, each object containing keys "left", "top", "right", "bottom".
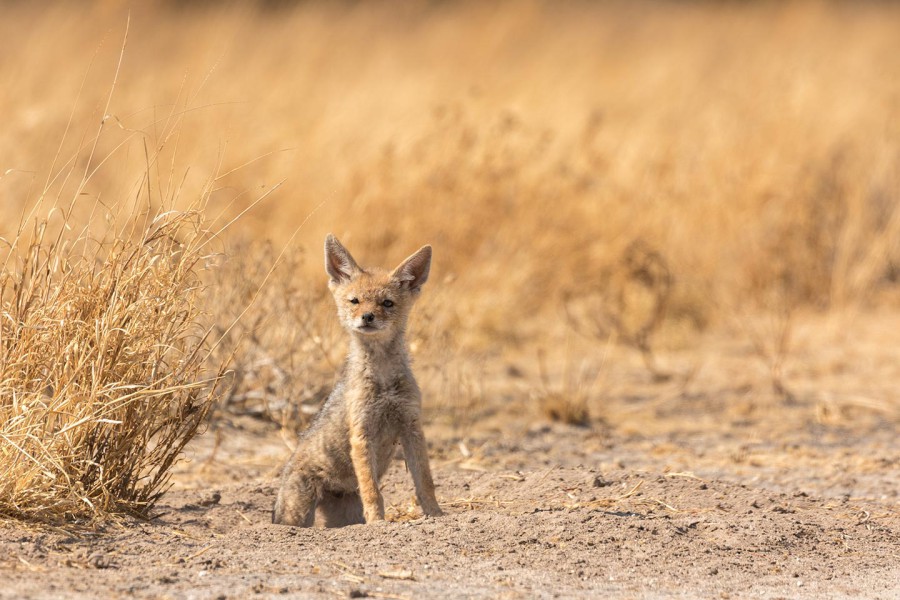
{"left": 4, "top": 1, "right": 900, "bottom": 328}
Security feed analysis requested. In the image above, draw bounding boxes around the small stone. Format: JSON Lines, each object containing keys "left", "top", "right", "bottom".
{"left": 591, "top": 475, "right": 612, "bottom": 488}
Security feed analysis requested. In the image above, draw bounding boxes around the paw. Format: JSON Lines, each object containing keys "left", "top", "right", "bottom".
{"left": 364, "top": 509, "right": 386, "bottom": 524}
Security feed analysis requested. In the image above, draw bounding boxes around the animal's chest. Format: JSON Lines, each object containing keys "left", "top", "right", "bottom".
{"left": 360, "top": 377, "right": 414, "bottom": 470}
{"left": 365, "top": 381, "right": 409, "bottom": 432}
{"left": 360, "top": 374, "right": 412, "bottom": 413}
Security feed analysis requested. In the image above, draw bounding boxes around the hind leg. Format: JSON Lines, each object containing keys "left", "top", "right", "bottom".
{"left": 273, "top": 470, "right": 319, "bottom": 527}
{"left": 318, "top": 491, "right": 365, "bottom": 528}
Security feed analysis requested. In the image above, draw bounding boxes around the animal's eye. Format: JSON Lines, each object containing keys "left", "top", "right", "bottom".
{"left": 382, "top": 299, "right": 394, "bottom": 308}
{"left": 349, "top": 298, "right": 359, "bottom": 304}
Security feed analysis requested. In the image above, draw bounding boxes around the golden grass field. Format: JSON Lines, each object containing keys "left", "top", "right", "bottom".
{"left": 1, "top": 1, "right": 899, "bottom": 597}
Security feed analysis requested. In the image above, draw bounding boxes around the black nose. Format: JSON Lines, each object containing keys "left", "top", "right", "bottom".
{"left": 362, "top": 312, "right": 375, "bottom": 324}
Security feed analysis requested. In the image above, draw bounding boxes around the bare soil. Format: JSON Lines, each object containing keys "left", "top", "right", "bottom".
{"left": 2, "top": 313, "right": 899, "bottom": 599}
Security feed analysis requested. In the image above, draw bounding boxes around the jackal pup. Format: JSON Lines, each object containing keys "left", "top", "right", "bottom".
{"left": 272, "top": 234, "right": 443, "bottom": 527}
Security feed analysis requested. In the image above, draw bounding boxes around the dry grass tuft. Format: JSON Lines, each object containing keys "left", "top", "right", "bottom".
{"left": 537, "top": 390, "right": 590, "bottom": 428}
{"left": 533, "top": 349, "right": 597, "bottom": 427}
{"left": 0, "top": 206, "right": 220, "bottom": 523}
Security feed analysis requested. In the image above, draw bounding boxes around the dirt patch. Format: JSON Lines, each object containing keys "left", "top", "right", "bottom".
{"left": 2, "top": 432, "right": 898, "bottom": 599}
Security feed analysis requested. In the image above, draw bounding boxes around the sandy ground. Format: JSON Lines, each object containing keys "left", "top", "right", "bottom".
{"left": 2, "top": 312, "right": 899, "bottom": 599}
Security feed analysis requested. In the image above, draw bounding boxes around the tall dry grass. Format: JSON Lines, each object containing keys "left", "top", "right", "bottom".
{"left": 0, "top": 205, "right": 221, "bottom": 522}
{"left": 207, "top": 239, "right": 341, "bottom": 432}
{"left": 0, "top": 13, "right": 233, "bottom": 522}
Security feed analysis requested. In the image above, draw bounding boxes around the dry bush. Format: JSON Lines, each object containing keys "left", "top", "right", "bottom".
{"left": 0, "top": 206, "right": 220, "bottom": 523}
{"left": 728, "top": 286, "right": 798, "bottom": 405}
{"left": 207, "top": 238, "right": 341, "bottom": 433}
{"left": 564, "top": 240, "right": 674, "bottom": 382}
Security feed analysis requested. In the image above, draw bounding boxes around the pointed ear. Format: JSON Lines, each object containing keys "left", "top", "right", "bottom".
{"left": 324, "top": 234, "right": 361, "bottom": 284}
{"left": 391, "top": 245, "right": 432, "bottom": 291}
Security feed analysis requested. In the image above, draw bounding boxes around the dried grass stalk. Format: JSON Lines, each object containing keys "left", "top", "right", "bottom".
{"left": 207, "top": 238, "right": 340, "bottom": 434}
{"left": 0, "top": 207, "right": 220, "bottom": 523}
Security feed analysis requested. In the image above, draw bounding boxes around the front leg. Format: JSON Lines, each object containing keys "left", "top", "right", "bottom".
{"left": 349, "top": 426, "right": 385, "bottom": 523}
{"left": 401, "top": 419, "right": 443, "bottom": 517}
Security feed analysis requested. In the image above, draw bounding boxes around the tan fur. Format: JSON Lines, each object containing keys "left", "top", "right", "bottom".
{"left": 272, "top": 234, "right": 443, "bottom": 527}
